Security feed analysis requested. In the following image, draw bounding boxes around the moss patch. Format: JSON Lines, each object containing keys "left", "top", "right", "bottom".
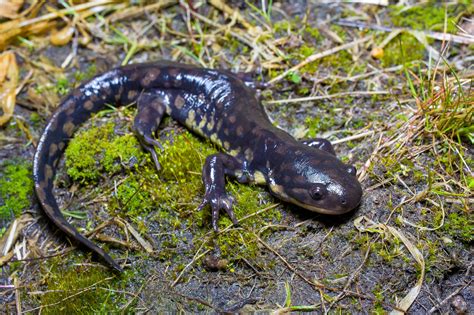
{"left": 65, "top": 119, "right": 282, "bottom": 267}
{"left": 39, "top": 257, "right": 127, "bottom": 314}
{"left": 442, "top": 212, "right": 473, "bottom": 243}
{"left": 146, "top": 132, "right": 282, "bottom": 262}
{"left": 388, "top": 3, "right": 469, "bottom": 34}
{"left": 0, "top": 159, "right": 33, "bottom": 219}
{"left": 65, "top": 121, "right": 146, "bottom": 184}
{"left": 381, "top": 33, "right": 425, "bottom": 67}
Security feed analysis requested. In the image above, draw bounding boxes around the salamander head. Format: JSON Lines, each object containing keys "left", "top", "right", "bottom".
{"left": 268, "top": 148, "right": 362, "bottom": 215}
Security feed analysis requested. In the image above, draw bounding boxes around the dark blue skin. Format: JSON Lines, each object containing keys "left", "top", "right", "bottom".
{"left": 33, "top": 61, "right": 362, "bottom": 271}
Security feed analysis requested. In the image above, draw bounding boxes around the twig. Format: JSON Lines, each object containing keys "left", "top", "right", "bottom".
{"left": 268, "top": 36, "right": 372, "bottom": 85}
{"left": 18, "top": 0, "right": 120, "bottom": 28}
{"left": 107, "top": 0, "right": 176, "bottom": 22}
{"left": 171, "top": 248, "right": 210, "bottom": 287}
{"left": 331, "top": 130, "right": 375, "bottom": 145}
{"left": 208, "top": 0, "right": 252, "bottom": 29}
{"left": 14, "top": 276, "right": 21, "bottom": 315}
{"left": 335, "top": 20, "right": 474, "bottom": 45}
{"left": 428, "top": 280, "right": 472, "bottom": 314}
{"left": 325, "top": 237, "right": 375, "bottom": 313}
{"left": 120, "top": 275, "right": 153, "bottom": 312}
{"left": 265, "top": 91, "right": 389, "bottom": 104}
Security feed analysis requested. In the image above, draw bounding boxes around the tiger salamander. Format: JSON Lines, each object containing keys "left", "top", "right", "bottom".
{"left": 33, "top": 61, "right": 362, "bottom": 271}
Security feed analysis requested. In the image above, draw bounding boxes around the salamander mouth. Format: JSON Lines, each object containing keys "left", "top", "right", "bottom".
{"left": 268, "top": 183, "right": 354, "bottom": 215}
{"left": 284, "top": 196, "right": 353, "bottom": 215}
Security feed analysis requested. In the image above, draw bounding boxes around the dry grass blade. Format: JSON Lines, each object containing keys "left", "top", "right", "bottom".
{"left": 0, "top": 213, "right": 33, "bottom": 258}
{"left": 208, "top": 0, "right": 252, "bottom": 29}
{"left": 107, "top": 0, "right": 177, "bottom": 22}
{"left": 0, "top": 0, "right": 24, "bottom": 18}
{"left": 265, "top": 91, "right": 389, "bottom": 104}
{"left": 354, "top": 216, "right": 425, "bottom": 314}
{"left": 0, "top": 51, "right": 19, "bottom": 126}
{"left": 335, "top": 19, "right": 474, "bottom": 45}
{"left": 0, "top": 0, "right": 121, "bottom": 49}
{"left": 124, "top": 220, "right": 153, "bottom": 253}
{"left": 268, "top": 36, "right": 372, "bottom": 85}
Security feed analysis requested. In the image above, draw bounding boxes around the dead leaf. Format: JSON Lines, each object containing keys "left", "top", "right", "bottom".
{"left": 50, "top": 23, "right": 75, "bottom": 46}
{"left": 0, "top": 213, "right": 33, "bottom": 257}
{"left": 0, "top": 0, "right": 24, "bottom": 19}
{"left": 0, "top": 51, "right": 19, "bottom": 126}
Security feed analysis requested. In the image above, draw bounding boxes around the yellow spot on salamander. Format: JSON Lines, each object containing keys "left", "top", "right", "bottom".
{"left": 269, "top": 183, "right": 288, "bottom": 199}
{"left": 49, "top": 143, "right": 58, "bottom": 157}
{"left": 45, "top": 164, "right": 53, "bottom": 181}
{"left": 84, "top": 100, "right": 94, "bottom": 110}
{"left": 244, "top": 148, "right": 253, "bottom": 161}
{"left": 63, "top": 121, "right": 75, "bottom": 136}
{"left": 209, "top": 133, "right": 222, "bottom": 147}
{"left": 198, "top": 116, "right": 207, "bottom": 130}
{"left": 185, "top": 109, "right": 196, "bottom": 128}
{"left": 229, "top": 148, "right": 240, "bottom": 156}
{"left": 207, "top": 119, "right": 215, "bottom": 131}
{"left": 128, "top": 90, "right": 138, "bottom": 100}
{"left": 207, "top": 112, "right": 215, "bottom": 131}
{"left": 253, "top": 171, "right": 267, "bottom": 185}
{"left": 175, "top": 95, "right": 185, "bottom": 109}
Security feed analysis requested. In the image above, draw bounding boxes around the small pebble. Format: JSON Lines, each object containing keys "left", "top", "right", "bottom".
{"left": 451, "top": 295, "right": 467, "bottom": 315}
{"left": 203, "top": 255, "right": 228, "bottom": 271}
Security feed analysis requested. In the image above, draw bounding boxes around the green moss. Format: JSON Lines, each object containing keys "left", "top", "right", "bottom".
{"left": 109, "top": 174, "right": 153, "bottom": 222}
{"left": 388, "top": 3, "right": 467, "bottom": 34}
{"left": 304, "top": 114, "right": 337, "bottom": 138}
{"left": 55, "top": 76, "right": 70, "bottom": 96}
{"left": 273, "top": 20, "right": 291, "bottom": 34}
{"left": 147, "top": 131, "right": 281, "bottom": 262}
{"left": 381, "top": 33, "right": 425, "bottom": 67}
{"left": 442, "top": 212, "right": 473, "bottom": 243}
{"left": 372, "top": 284, "right": 386, "bottom": 314}
{"left": 74, "top": 64, "right": 97, "bottom": 85}
{"left": 304, "top": 25, "right": 322, "bottom": 41}
{"left": 65, "top": 116, "right": 281, "bottom": 267}
{"left": 273, "top": 17, "right": 322, "bottom": 42}
{"left": 0, "top": 159, "right": 33, "bottom": 219}
{"left": 65, "top": 122, "right": 115, "bottom": 183}
{"left": 65, "top": 121, "right": 146, "bottom": 184}
{"left": 103, "top": 134, "right": 145, "bottom": 174}
{"left": 30, "top": 112, "right": 43, "bottom": 128}
{"left": 39, "top": 257, "right": 127, "bottom": 314}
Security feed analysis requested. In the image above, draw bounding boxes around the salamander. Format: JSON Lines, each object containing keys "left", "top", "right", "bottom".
{"left": 33, "top": 61, "right": 362, "bottom": 271}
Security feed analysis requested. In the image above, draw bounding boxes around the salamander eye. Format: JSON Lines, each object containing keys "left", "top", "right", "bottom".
{"left": 309, "top": 184, "right": 327, "bottom": 200}
{"left": 347, "top": 165, "right": 357, "bottom": 176}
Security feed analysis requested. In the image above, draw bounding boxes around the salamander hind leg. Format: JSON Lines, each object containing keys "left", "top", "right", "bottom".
{"left": 133, "top": 92, "right": 167, "bottom": 170}
{"left": 301, "top": 138, "right": 336, "bottom": 156}
{"left": 197, "top": 153, "right": 244, "bottom": 231}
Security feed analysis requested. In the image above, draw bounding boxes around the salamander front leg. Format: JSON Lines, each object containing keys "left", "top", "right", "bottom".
{"left": 133, "top": 92, "right": 166, "bottom": 170}
{"left": 301, "top": 138, "right": 336, "bottom": 156}
{"left": 223, "top": 69, "right": 268, "bottom": 89}
{"left": 197, "top": 153, "right": 243, "bottom": 231}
